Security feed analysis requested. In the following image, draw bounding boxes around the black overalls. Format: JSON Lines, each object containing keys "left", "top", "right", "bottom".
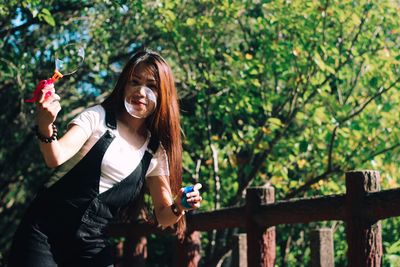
{"left": 8, "top": 108, "right": 158, "bottom": 267}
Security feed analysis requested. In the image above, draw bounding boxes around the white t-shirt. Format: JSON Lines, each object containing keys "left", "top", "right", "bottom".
{"left": 53, "top": 105, "right": 170, "bottom": 193}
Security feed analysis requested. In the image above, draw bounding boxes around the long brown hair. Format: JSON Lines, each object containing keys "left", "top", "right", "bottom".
{"left": 102, "top": 49, "right": 185, "bottom": 238}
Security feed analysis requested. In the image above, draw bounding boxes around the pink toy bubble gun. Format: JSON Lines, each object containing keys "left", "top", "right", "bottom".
{"left": 24, "top": 70, "right": 63, "bottom": 103}
{"left": 24, "top": 43, "right": 85, "bottom": 103}
{"left": 181, "top": 183, "right": 202, "bottom": 209}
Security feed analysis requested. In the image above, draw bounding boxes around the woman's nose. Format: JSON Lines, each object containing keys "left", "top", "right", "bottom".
{"left": 138, "top": 86, "right": 147, "bottom": 96}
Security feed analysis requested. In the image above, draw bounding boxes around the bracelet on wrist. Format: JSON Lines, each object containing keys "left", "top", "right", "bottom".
{"left": 34, "top": 124, "right": 58, "bottom": 143}
{"left": 171, "top": 203, "right": 185, "bottom": 217}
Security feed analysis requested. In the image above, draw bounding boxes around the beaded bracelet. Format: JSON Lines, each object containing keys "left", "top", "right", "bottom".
{"left": 34, "top": 124, "right": 58, "bottom": 143}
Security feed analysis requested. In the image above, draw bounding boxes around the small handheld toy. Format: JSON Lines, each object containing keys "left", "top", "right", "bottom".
{"left": 181, "top": 183, "right": 202, "bottom": 209}
{"left": 25, "top": 43, "right": 85, "bottom": 103}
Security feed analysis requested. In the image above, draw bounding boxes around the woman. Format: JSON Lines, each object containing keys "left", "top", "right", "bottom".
{"left": 8, "top": 49, "right": 202, "bottom": 266}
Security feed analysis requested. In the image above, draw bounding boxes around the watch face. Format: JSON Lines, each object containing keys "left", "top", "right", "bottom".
{"left": 171, "top": 203, "right": 183, "bottom": 216}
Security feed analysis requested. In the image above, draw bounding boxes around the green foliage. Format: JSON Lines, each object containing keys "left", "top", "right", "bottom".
{"left": 383, "top": 217, "right": 400, "bottom": 267}
{"left": 1, "top": 0, "right": 400, "bottom": 266}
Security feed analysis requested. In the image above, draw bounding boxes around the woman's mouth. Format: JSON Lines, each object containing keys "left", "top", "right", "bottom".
{"left": 131, "top": 98, "right": 147, "bottom": 106}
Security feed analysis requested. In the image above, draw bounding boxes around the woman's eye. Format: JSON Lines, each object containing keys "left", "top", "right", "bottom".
{"left": 129, "top": 80, "right": 157, "bottom": 91}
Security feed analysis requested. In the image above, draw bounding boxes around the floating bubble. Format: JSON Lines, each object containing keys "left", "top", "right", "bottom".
{"left": 124, "top": 86, "right": 157, "bottom": 119}
{"left": 54, "top": 43, "right": 85, "bottom": 75}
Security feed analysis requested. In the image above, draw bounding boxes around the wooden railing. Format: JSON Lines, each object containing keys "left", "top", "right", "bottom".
{"left": 107, "top": 170, "right": 400, "bottom": 266}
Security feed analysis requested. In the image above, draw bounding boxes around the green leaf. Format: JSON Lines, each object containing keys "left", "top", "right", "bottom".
{"left": 299, "top": 140, "right": 308, "bottom": 153}
{"left": 41, "top": 8, "right": 51, "bottom": 16}
{"left": 369, "top": 77, "right": 378, "bottom": 88}
{"left": 186, "top": 18, "right": 196, "bottom": 26}
{"left": 38, "top": 8, "right": 55, "bottom": 26}
{"left": 313, "top": 52, "right": 335, "bottom": 74}
{"left": 267, "top": 117, "right": 283, "bottom": 130}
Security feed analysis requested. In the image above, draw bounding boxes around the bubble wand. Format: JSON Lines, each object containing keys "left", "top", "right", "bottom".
{"left": 25, "top": 43, "right": 85, "bottom": 102}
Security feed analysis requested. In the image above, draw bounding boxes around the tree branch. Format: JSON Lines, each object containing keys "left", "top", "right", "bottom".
{"left": 284, "top": 167, "right": 342, "bottom": 199}
{"left": 327, "top": 125, "right": 338, "bottom": 172}
{"left": 339, "top": 76, "right": 400, "bottom": 124}
{"left": 361, "top": 143, "right": 400, "bottom": 164}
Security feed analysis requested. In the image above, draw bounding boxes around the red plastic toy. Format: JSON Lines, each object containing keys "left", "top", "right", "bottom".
{"left": 25, "top": 70, "right": 63, "bottom": 103}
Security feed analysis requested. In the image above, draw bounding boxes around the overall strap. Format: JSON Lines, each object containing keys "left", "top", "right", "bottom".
{"left": 146, "top": 133, "right": 160, "bottom": 156}
{"left": 104, "top": 106, "right": 117, "bottom": 130}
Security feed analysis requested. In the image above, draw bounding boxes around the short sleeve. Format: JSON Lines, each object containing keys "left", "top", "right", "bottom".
{"left": 146, "top": 143, "right": 170, "bottom": 178}
{"left": 68, "top": 105, "right": 104, "bottom": 139}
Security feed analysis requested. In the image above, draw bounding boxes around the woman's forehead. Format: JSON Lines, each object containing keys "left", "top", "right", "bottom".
{"left": 130, "top": 62, "right": 157, "bottom": 81}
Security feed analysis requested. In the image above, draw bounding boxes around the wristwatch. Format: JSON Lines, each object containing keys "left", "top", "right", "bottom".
{"left": 171, "top": 203, "right": 185, "bottom": 217}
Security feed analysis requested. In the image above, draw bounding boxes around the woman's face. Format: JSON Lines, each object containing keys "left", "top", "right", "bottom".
{"left": 123, "top": 63, "right": 158, "bottom": 118}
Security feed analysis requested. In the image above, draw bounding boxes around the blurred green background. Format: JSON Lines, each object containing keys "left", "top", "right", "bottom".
{"left": 1, "top": 0, "right": 400, "bottom": 266}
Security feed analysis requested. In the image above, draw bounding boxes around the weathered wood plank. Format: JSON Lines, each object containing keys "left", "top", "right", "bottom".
{"left": 346, "top": 170, "right": 382, "bottom": 267}
{"left": 246, "top": 186, "right": 276, "bottom": 267}
{"left": 252, "top": 194, "right": 346, "bottom": 227}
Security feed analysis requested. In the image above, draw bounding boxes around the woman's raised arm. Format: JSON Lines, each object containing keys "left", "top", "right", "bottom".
{"left": 35, "top": 84, "right": 89, "bottom": 168}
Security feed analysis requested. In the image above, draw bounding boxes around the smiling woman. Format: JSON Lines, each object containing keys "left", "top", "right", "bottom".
{"left": 7, "top": 49, "right": 202, "bottom": 267}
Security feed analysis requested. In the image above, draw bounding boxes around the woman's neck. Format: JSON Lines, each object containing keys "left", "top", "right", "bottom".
{"left": 117, "top": 111, "right": 147, "bottom": 137}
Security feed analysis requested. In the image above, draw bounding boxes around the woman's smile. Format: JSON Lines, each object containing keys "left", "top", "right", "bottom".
{"left": 132, "top": 98, "right": 147, "bottom": 106}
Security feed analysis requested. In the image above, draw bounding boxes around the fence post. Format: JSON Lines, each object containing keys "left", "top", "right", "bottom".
{"left": 310, "top": 228, "right": 334, "bottom": 267}
{"left": 232, "top": 233, "right": 247, "bottom": 267}
{"left": 176, "top": 231, "right": 201, "bottom": 267}
{"left": 345, "top": 170, "right": 382, "bottom": 267}
{"left": 114, "top": 240, "right": 124, "bottom": 267}
{"left": 121, "top": 235, "right": 147, "bottom": 267}
{"left": 246, "top": 185, "right": 276, "bottom": 267}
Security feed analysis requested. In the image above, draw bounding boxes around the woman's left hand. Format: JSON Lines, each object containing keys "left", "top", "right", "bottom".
{"left": 179, "top": 183, "right": 202, "bottom": 210}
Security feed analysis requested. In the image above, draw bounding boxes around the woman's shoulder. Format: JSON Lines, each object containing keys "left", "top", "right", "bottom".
{"left": 78, "top": 104, "right": 106, "bottom": 121}
{"left": 146, "top": 142, "right": 170, "bottom": 177}
{"left": 69, "top": 104, "right": 106, "bottom": 133}
{"left": 83, "top": 104, "right": 106, "bottom": 114}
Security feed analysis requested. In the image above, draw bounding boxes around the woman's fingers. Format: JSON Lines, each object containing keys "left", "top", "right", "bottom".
{"left": 40, "top": 93, "right": 61, "bottom": 109}
{"left": 38, "top": 84, "right": 55, "bottom": 103}
{"left": 186, "top": 192, "right": 202, "bottom": 208}
{"left": 36, "top": 92, "right": 61, "bottom": 125}
{"left": 185, "top": 190, "right": 200, "bottom": 198}
{"left": 187, "top": 196, "right": 202, "bottom": 208}
{"left": 193, "top": 183, "right": 202, "bottom": 190}
{"left": 35, "top": 84, "right": 61, "bottom": 126}
{"left": 49, "top": 94, "right": 61, "bottom": 104}
{"left": 185, "top": 183, "right": 202, "bottom": 198}
{"left": 187, "top": 196, "right": 202, "bottom": 203}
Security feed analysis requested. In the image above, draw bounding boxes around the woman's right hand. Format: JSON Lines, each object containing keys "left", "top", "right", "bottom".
{"left": 36, "top": 83, "right": 61, "bottom": 135}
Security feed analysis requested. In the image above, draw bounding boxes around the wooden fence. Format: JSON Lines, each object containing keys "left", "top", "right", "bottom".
{"left": 107, "top": 170, "right": 400, "bottom": 266}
